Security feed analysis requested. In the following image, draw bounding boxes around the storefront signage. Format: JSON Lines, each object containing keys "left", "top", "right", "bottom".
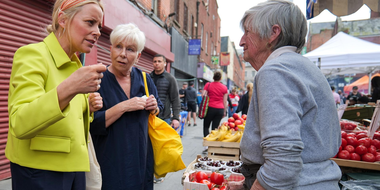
{"left": 188, "top": 39, "right": 201, "bottom": 55}
{"left": 203, "top": 65, "right": 214, "bottom": 82}
{"left": 220, "top": 52, "right": 230, "bottom": 66}
{"left": 211, "top": 55, "right": 219, "bottom": 65}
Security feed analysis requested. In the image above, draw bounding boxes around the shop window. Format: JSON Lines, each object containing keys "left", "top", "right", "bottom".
{"left": 175, "top": 0, "right": 179, "bottom": 21}
{"left": 183, "top": 3, "right": 188, "bottom": 33}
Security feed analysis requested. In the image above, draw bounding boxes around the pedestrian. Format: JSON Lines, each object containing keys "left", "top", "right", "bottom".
{"left": 236, "top": 83, "right": 253, "bottom": 115}
{"left": 239, "top": 1, "right": 341, "bottom": 189}
{"left": 90, "top": 23, "right": 163, "bottom": 190}
{"left": 202, "top": 71, "right": 228, "bottom": 151}
{"left": 337, "top": 90, "right": 346, "bottom": 105}
{"left": 6, "top": 0, "right": 106, "bottom": 189}
{"left": 331, "top": 86, "right": 340, "bottom": 105}
{"left": 371, "top": 76, "right": 380, "bottom": 103}
{"left": 347, "top": 86, "right": 362, "bottom": 105}
{"left": 186, "top": 81, "right": 198, "bottom": 126}
{"left": 197, "top": 88, "right": 203, "bottom": 107}
{"left": 228, "top": 88, "right": 240, "bottom": 117}
{"left": 150, "top": 54, "right": 180, "bottom": 129}
{"left": 179, "top": 82, "right": 188, "bottom": 111}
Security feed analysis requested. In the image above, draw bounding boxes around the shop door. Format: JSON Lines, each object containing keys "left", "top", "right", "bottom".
{"left": 136, "top": 52, "right": 154, "bottom": 73}
{"left": 0, "top": 0, "right": 53, "bottom": 180}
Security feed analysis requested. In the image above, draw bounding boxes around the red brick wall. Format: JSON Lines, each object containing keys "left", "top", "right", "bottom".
{"left": 232, "top": 48, "right": 245, "bottom": 89}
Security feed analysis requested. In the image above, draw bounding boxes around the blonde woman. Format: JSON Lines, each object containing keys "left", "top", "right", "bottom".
{"left": 6, "top": 0, "right": 106, "bottom": 189}
{"left": 235, "top": 83, "right": 253, "bottom": 115}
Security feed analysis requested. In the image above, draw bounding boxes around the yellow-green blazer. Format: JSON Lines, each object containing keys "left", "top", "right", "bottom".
{"left": 6, "top": 33, "right": 91, "bottom": 172}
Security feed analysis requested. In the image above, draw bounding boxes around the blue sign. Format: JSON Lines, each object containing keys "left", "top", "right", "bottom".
{"left": 188, "top": 39, "right": 201, "bottom": 55}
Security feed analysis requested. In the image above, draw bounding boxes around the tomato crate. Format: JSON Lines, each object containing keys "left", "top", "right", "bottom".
{"left": 203, "top": 139, "right": 240, "bottom": 160}
{"left": 183, "top": 170, "right": 244, "bottom": 190}
{"left": 331, "top": 158, "right": 380, "bottom": 171}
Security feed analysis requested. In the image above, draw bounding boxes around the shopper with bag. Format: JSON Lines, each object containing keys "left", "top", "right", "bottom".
{"left": 202, "top": 71, "right": 228, "bottom": 151}
{"left": 239, "top": 1, "right": 341, "bottom": 189}
{"left": 6, "top": 0, "right": 105, "bottom": 189}
{"left": 90, "top": 23, "right": 163, "bottom": 190}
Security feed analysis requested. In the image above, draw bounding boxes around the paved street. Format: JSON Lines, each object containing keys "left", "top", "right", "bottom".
{"left": 0, "top": 116, "right": 227, "bottom": 190}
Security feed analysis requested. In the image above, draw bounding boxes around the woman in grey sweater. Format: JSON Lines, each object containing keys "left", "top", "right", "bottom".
{"left": 239, "top": 1, "right": 341, "bottom": 190}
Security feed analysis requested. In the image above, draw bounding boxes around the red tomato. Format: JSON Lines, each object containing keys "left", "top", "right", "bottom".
{"left": 371, "top": 139, "right": 380, "bottom": 150}
{"left": 338, "top": 150, "right": 351, "bottom": 159}
{"left": 346, "top": 133, "right": 356, "bottom": 138}
{"left": 350, "top": 153, "right": 361, "bottom": 161}
{"left": 344, "top": 123, "right": 356, "bottom": 131}
{"left": 355, "top": 145, "right": 368, "bottom": 155}
{"left": 341, "top": 138, "right": 347, "bottom": 148}
{"left": 374, "top": 132, "right": 380, "bottom": 140}
{"left": 210, "top": 172, "right": 224, "bottom": 185}
{"left": 200, "top": 179, "right": 212, "bottom": 189}
{"left": 362, "top": 153, "right": 376, "bottom": 162}
{"left": 241, "top": 114, "right": 247, "bottom": 120}
{"left": 356, "top": 133, "right": 368, "bottom": 140}
{"left": 358, "top": 138, "right": 371, "bottom": 148}
{"left": 344, "top": 145, "right": 355, "bottom": 153}
{"left": 196, "top": 171, "right": 209, "bottom": 182}
{"left": 341, "top": 131, "right": 347, "bottom": 139}
{"left": 339, "top": 146, "right": 342, "bottom": 152}
{"left": 346, "top": 137, "right": 358, "bottom": 147}
{"left": 368, "top": 145, "right": 377, "bottom": 155}
{"left": 227, "top": 117, "right": 235, "bottom": 123}
{"left": 376, "top": 155, "right": 380, "bottom": 161}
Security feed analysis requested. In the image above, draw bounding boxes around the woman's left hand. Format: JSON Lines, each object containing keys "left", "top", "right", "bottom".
{"left": 145, "top": 95, "right": 157, "bottom": 112}
{"left": 89, "top": 92, "right": 103, "bottom": 113}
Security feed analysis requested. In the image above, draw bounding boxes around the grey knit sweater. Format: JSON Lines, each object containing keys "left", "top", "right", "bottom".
{"left": 240, "top": 48, "right": 341, "bottom": 190}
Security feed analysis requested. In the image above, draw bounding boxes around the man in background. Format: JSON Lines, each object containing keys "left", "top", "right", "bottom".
{"left": 331, "top": 86, "right": 340, "bottom": 105}
{"left": 186, "top": 81, "right": 197, "bottom": 126}
{"left": 150, "top": 54, "right": 180, "bottom": 129}
{"left": 179, "top": 82, "right": 187, "bottom": 111}
{"left": 347, "top": 86, "right": 362, "bottom": 105}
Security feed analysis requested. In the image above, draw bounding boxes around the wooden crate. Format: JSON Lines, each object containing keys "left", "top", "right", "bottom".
{"left": 203, "top": 140, "right": 240, "bottom": 160}
{"left": 331, "top": 158, "right": 380, "bottom": 171}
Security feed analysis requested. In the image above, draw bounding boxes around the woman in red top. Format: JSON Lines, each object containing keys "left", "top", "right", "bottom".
{"left": 202, "top": 71, "right": 228, "bottom": 141}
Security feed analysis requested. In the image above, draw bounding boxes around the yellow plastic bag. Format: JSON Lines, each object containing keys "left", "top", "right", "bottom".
{"left": 142, "top": 72, "right": 186, "bottom": 178}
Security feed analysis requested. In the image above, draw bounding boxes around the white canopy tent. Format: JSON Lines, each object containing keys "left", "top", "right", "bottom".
{"left": 304, "top": 31, "right": 380, "bottom": 76}
{"left": 304, "top": 31, "right": 380, "bottom": 92}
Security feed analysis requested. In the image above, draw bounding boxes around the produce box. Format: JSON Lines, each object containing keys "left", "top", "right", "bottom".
{"left": 331, "top": 158, "right": 380, "bottom": 171}
{"left": 342, "top": 107, "right": 375, "bottom": 122}
{"left": 203, "top": 139, "right": 240, "bottom": 160}
{"left": 183, "top": 170, "right": 244, "bottom": 190}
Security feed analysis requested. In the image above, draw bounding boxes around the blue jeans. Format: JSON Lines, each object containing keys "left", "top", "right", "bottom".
{"left": 228, "top": 106, "right": 238, "bottom": 117}
{"left": 164, "top": 118, "right": 171, "bottom": 125}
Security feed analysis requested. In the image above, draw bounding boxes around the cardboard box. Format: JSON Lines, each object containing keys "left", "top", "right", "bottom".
{"left": 331, "top": 158, "right": 380, "bottom": 171}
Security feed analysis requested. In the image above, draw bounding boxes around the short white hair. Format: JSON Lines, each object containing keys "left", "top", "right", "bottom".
{"left": 240, "top": 0, "right": 307, "bottom": 53}
{"left": 110, "top": 23, "right": 146, "bottom": 53}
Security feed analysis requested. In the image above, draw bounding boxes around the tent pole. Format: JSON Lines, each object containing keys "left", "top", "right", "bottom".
{"left": 318, "top": 58, "right": 321, "bottom": 69}
{"left": 369, "top": 72, "right": 372, "bottom": 95}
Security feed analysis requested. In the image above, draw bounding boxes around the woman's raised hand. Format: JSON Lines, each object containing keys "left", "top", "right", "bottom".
{"left": 145, "top": 95, "right": 157, "bottom": 112}
{"left": 123, "top": 97, "right": 147, "bottom": 112}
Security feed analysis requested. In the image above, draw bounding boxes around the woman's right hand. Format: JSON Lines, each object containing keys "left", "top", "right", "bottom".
{"left": 123, "top": 97, "right": 147, "bottom": 112}
{"left": 63, "top": 64, "right": 107, "bottom": 95}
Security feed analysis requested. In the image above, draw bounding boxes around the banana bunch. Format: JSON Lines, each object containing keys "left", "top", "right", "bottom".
{"left": 222, "top": 131, "right": 243, "bottom": 142}
{"left": 204, "top": 125, "right": 229, "bottom": 141}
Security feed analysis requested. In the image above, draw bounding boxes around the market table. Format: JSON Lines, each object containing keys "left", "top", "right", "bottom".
{"left": 341, "top": 106, "right": 375, "bottom": 121}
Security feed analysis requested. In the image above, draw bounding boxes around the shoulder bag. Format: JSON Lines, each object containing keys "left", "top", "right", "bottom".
{"left": 198, "top": 82, "right": 211, "bottom": 119}
{"left": 142, "top": 72, "right": 186, "bottom": 178}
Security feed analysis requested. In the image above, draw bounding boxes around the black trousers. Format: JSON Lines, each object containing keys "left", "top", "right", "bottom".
{"left": 10, "top": 162, "right": 85, "bottom": 190}
{"left": 203, "top": 107, "right": 224, "bottom": 137}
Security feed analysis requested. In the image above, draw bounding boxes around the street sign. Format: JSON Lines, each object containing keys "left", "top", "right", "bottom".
{"left": 188, "top": 39, "right": 201, "bottom": 55}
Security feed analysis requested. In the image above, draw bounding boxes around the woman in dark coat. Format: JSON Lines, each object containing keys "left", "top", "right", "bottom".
{"left": 236, "top": 83, "right": 253, "bottom": 115}
{"left": 90, "top": 23, "right": 163, "bottom": 190}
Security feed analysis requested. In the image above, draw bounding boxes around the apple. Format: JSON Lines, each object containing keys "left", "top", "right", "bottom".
{"left": 241, "top": 114, "right": 247, "bottom": 120}
{"left": 232, "top": 113, "right": 240, "bottom": 120}
{"left": 222, "top": 121, "right": 229, "bottom": 126}
{"left": 234, "top": 126, "right": 238, "bottom": 131}
{"left": 228, "top": 117, "right": 235, "bottom": 123}
{"left": 234, "top": 120, "right": 242, "bottom": 126}
{"left": 228, "top": 122, "right": 235, "bottom": 129}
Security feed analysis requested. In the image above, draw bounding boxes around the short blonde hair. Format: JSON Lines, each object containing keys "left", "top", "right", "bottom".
{"left": 110, "top": 23, "right": 146, "bottom": 53}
